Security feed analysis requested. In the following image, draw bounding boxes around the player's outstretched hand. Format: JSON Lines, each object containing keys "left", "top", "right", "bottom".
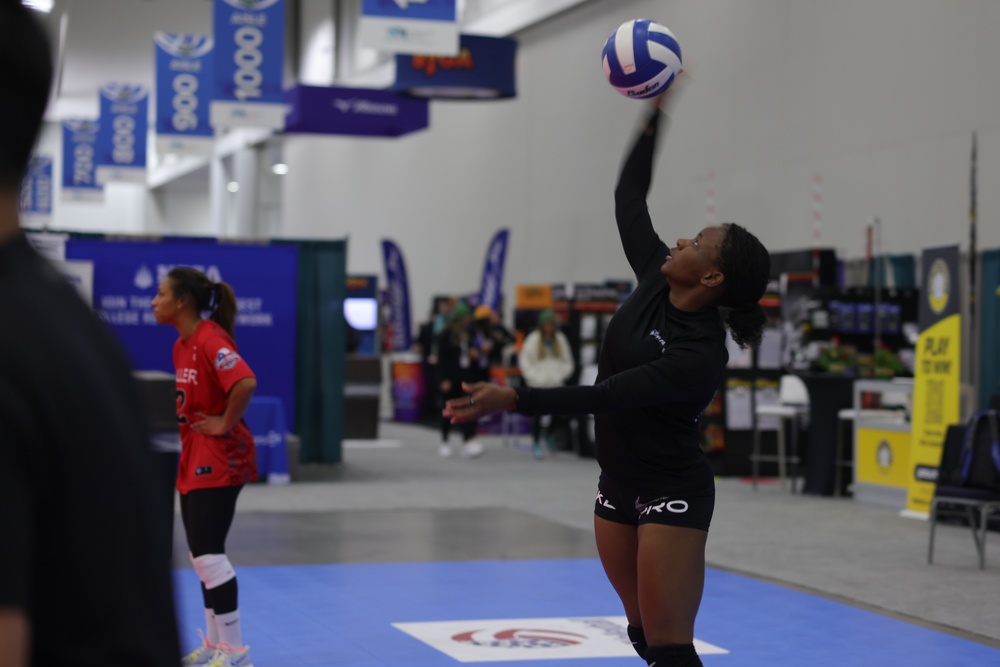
{"left": 443, "top": 382, "right": 517, "bottom": 423}
{"left": 653, "top": 67, "right": 691, "bottom": 115}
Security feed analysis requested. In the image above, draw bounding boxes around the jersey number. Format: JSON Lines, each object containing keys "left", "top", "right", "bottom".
{"left": 176, "top": 389, "right": 188, "bottom": 424}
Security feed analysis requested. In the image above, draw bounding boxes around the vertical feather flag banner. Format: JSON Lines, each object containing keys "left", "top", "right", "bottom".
{"left": 478, "top": 229, "right": 509, "bottom": 313}
{"left": 381, "top": 239, "right": 413, "bottom": 352}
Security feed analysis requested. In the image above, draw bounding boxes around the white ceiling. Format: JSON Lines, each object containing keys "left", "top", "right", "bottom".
{"left": 33, "top": 0, "right": 598, "bottom": 121}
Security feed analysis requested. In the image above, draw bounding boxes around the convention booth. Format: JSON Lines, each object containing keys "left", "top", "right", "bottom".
{"left": 710, "top": 239, "right": 1000, "bottom": 529}
{"left": 33, "top": 232, "right": 349, "bottom": 479}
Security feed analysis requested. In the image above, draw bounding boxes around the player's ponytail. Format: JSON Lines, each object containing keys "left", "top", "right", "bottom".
{"left": 211, "top": 282, "right": 237, "bottom": 339}
{"left": 167, "top": 267, "right": 239, "bottom": 339}
{"left": 716, "top": 223, "right": 771, "bottom": 349}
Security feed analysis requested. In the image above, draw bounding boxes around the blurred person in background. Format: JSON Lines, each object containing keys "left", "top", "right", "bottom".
{"left": 434, "top": 302, "right": 485, "bottom": 458}
{"left": 518, "top": 309, "right": 574, "bottom": 459}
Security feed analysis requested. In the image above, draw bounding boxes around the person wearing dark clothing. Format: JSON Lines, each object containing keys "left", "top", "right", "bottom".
{"left": 444, "top": 86, "right": 771, "bottom": 667}
{"left": 0, "top": 5, "right": 181, "bottom": 665}
{"left": 473, "top": 305, "right": 515, "bottom": 367}
{"left": 434, "top": 303, "right": 485, "bottom": 458}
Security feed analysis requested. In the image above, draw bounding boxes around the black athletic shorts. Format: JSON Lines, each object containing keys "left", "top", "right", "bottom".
{"left": 594, "top": 467, "right": 715, "bottom": 532}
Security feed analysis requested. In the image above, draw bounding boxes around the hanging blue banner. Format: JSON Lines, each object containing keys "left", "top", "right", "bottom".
{"left": 19, "top": 155, "right": 53, "bottom": 224}
{"left": 95, "top": 83, "right": 149, "bottom": 184}
{"left": 478, "top": 229, "right": 509, "bottom": 313}
{"left": 284, "top": 85, "right": 428, "bottom": 137}
{"left": 393, "top": 34, "right": 517, "bottom": 99}
{"left": 381, "top": 239, "right": 413, "bottom": 351}
{"left": 61, "top": 119, "right": 104, "bottom": 203}
{"left": 155, "top": 32, "right": 214, "bottom": 156}
{"left": 211, "top": 0, "right": 286, "bottom": 130}
{"left": 358, "top": 0, "right": 458, "bottom": 56}
{"left": 64, "top": 238, "right": 300, "bottom": 431}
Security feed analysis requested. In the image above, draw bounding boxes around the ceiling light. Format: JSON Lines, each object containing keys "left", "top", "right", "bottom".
{"left": 227, "top": 181, "right": 239, "bottom": 193}
{"left": 22, "top": 0, "right": 54, "bottom": 13}
{"left": 271, "top": 163, "right": 289, "bottom": 175}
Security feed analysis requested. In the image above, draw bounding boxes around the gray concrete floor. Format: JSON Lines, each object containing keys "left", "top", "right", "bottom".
{"left": 175, "top": 421, "right": 1000, "bottom": 649}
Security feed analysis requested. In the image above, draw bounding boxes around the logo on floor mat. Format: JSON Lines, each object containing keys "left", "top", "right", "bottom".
{"left": 392, "top": 616, "right": 728, "bottom": 662}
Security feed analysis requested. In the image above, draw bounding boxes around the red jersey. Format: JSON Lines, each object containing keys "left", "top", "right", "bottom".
{"left": 173, "top": 319, "right": 257, "bottom": 494}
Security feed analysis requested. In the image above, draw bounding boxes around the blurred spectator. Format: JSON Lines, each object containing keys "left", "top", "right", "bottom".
{"left": 518, "top": 309, "right": 574, "bottom": 459}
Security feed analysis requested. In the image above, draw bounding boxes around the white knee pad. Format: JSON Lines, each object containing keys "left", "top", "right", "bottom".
{"left": 191, "top": 553, "right": 236, "bottom": 590}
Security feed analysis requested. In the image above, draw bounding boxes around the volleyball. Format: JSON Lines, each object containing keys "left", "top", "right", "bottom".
{"left": 602, "top": 19, "right": 682, "bottom": 99}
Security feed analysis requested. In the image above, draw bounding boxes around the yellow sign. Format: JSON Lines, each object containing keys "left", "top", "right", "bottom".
{"left": 906, "top": 314, "right": 962, "bottom": 514}
{"left": 515, "top": 284, "right": 553, "bottom": 310}
{"left": 856, "top": 427, "right": 911, "bottom": 490}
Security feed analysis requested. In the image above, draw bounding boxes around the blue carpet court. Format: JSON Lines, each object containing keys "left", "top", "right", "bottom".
{"left": 173, "top": 559, "right": 999, "bottom": 666}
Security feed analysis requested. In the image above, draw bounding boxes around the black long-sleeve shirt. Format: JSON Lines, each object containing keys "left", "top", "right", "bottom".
{"left": 515, "top": 111, "right": 728, "bottom": 493}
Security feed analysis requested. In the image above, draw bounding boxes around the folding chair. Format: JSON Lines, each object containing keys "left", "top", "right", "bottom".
{"left": 928, "top": 412, "right": 1000, "bottom": 569}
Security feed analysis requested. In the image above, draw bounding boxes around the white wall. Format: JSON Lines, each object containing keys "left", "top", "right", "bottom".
{"left": 281, "top": 0, "right": 1000, "bottom": 324}
{"left": 42, "top": 0, "right": 1000, "bottom": 327}
{"left": 147, "top": 168, "right": 213, "bottom": 237}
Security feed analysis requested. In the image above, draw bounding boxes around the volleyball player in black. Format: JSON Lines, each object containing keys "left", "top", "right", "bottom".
{"left": 445, "top": 88, "right": 771, "bottom": 667}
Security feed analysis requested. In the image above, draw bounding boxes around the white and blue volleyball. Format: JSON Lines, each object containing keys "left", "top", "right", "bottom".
{"left": 602, "top": 19, "right": 682, "bottom": 99}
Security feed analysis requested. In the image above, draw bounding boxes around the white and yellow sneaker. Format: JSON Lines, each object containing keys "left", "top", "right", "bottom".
{"left": 206, "top": 642, "right": 254, "bottom": 667}
{"left": 181, "top": 630, "right": 216, "bottom": 665}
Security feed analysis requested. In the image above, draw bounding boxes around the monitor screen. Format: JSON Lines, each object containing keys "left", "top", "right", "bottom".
{"left": 344, "top": 298, "right": 378, "bottom": 330}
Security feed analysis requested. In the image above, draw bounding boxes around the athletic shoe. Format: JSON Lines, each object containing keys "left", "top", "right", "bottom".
{"left": 461, "top": 440, "right": 485, "bottom": 458}
{"left": 439, "top": 444, "right": 454, "bottom": 458}
{"left": 206, "top": 643, "right": 253, "bottom": 667}
{"left": 181, "top": 630, "right": 216, "bottom": 665}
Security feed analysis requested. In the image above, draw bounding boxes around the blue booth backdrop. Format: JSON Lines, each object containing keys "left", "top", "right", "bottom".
{"left": 65, "top": 238, "right": 299, "bottom": 431}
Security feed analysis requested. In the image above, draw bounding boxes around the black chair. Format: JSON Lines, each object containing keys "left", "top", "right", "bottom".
{"left": 928, "top": 412, "right": 1000, "bottom": 569}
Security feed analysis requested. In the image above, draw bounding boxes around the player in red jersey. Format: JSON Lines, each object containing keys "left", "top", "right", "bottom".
{"left": 152, "top": 267, "right": 257, "bottom": 667}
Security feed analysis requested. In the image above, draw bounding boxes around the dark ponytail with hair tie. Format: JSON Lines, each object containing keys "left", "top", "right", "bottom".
{"left": 716, "top": 223, "right": 771, "bottom": 349}
{"left": 166, "top": 268, "right": 239, "bottom": 339}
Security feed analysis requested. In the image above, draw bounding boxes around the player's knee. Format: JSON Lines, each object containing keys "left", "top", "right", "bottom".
{"left": 191, "top": 553, "right": 236, "bottom": 589}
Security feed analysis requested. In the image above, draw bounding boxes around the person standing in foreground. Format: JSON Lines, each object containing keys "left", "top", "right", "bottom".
{"left": 152, "top": 268, "right": 258, "bottom": 667}
{"left": 0, "top": 3, "right": 181, "bottom": 665}
{"left": 445, "top": 83, "right": 771, "bottom": 666}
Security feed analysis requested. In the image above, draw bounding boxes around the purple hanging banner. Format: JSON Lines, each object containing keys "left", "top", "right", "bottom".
{"left": 393, "top": 34, "right": 516, "bottom": 99}
{"left": 284, "top": 85, "right": 428, "bottom": 137}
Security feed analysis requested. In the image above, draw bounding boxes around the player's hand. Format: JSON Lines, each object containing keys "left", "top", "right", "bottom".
{"left": 191, "top": 412, "right": 229, "bottom": 436}
{"left": 653, "top": 67, "right": 691, "bottom": 114}
{"left": 443, "top": 382, "right": 516, "bottom": 423}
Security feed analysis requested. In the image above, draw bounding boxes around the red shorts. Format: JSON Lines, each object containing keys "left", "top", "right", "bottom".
{"left": 176, "top": 422, "right": 257, "bottom": 494}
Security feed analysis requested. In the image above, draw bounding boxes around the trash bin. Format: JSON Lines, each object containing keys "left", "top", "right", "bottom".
{"left": 390, "top": 352, "right": 425, "bottom": 423}
{"left": 344, "top": 355, "right": 382, "bottom": 438}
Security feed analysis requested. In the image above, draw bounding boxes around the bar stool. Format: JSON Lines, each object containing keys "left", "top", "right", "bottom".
{"left": 751, "top": 374, "right": 810, "bottom": 492}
